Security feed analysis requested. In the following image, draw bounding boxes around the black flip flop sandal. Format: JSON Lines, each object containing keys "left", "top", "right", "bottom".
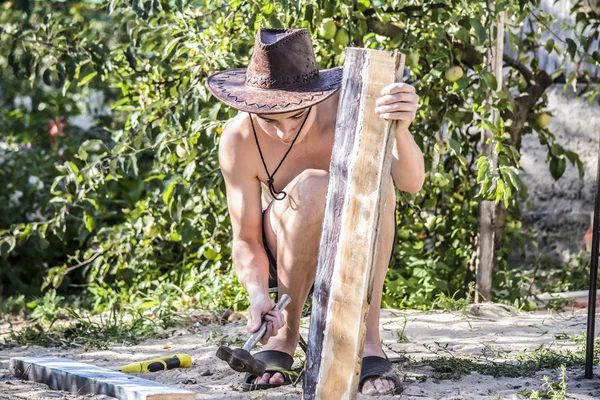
{"left": 241, "top": 350, "right": 295, "bottom": 391}
{"left": 358, "top": 355, "right": 404, "bottom": 396}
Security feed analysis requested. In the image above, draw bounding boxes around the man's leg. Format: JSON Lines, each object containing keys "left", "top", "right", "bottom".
{"left": 361, "top": 176, "right": 399, "bottom": 395}
{"left": 255, "top": 171, "right": 398, "bottom": 392}
{"left": 255, "top": 168, "right": 330, "bottom": 385}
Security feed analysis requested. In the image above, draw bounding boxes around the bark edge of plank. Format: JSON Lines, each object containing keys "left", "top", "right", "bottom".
{"left": 9, "top": 356, "right": 195, "bottom": 400}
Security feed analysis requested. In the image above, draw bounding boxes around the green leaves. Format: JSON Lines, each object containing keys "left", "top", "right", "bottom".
{"left": 0, "top": 0, "right": 595, "bottom": 314}
{"left": 84, "top": 212, "right": 96, "bottom": 232}
{"left": 469, "top": 18, "right": 486, "bottom": 44}
{"left": 474, "top": 157, "right": 518, "bottom": 205}
{"left": 545, "top": 38, "right": 555, "bottom": 54}
{"left": 547, "top": 143, "right": 582, "bottom": 181}
{"left": 518, "top": 0, "right": 530, "bottom": 11}
{"left": 477, "top": 156, "right": 491, "bottom": 183}
{"left": 163, "top": 37, "right": 181, "bottom": 60}
{"left": 565, "top": 150, "right": 585, "bottom": 180}
{"left": 162, "top": 178, "right": 180, "bottom": 207}
{"left": 549, "top": 156, "right": 566, "bottom": 180}
{"left": 125, "top": 46, "right": 138, "bottom": 70}
{"left": 43, "top": 68, "right": 52, "bottom": 86}
{"left": 480, "top": 70, "right": 498, "bottom": 91}
{"left": 566, "top": 38, "right": 577, "bottom": 60}
{"left": 78, "top": 71, "right": 97, "bottom": 86}
{"left": 183, "top": 160, "right": 196, "bottom": 181}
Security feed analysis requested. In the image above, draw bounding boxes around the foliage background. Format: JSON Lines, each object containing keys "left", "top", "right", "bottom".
{"left": 0, "top": 0, "right": 599, "bottom": 324}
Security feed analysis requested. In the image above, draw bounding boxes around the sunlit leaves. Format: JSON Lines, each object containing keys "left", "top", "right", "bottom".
{"left": 0, "top": 0, "right": 596, "bottom": 312}
{"left": 78, "top": 72, "right": 98, "bottom": 86}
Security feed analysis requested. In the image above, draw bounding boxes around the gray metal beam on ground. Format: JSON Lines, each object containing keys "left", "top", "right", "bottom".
{"left": 9, "top": 357, "right": 195, "bottom": 400}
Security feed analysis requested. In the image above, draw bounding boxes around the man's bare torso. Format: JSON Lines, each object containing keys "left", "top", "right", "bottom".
{"left": 225, "top": 91, "right": 341, "bottom": 209}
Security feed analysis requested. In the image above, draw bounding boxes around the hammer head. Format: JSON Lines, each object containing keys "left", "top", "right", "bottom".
{"left": 216, "top": 345, "right": 266, "bottom": 376}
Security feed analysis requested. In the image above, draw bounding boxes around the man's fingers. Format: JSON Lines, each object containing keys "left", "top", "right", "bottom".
{"left": 261, "top": 321, "right": 273, "bottom": 341}
{"left": 249, "top": 307, "right": 268, "bottom": 332}
{"left": 263, "top": 314, "right": 277, "bottom": 323}
{"left": 376, "top": 103, "right": 417, "bottom": 114}
{"left": 276, "top": 311, "right": 285, "bottom": 326}
{"left": 260, "top": 326, "right": 272, "bottom": 344}
{"left": 375, "top": 93, "right": 418, "bottom": 106}
{"left": 253, "top": 308, "right": 285, "bottom": 345}
{"left": 380, "top": 82, "right": 416, "bottom": 96}
{"left": 266, "top": 310, "right": 285, "bottom": 330}
{"left": 379, "top": 111, "right": 416, "bottom": 120}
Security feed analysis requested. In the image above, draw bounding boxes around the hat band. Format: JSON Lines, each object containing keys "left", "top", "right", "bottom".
{"left": 245, "top": 69, "right": 319, "bottom": 90}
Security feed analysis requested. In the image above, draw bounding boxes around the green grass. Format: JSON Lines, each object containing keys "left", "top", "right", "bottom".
{"left": 518, "top": 365, "right": 568, "bottom": 400}
{"left": 394, "top": 314, "right": 409, "bottom": 343}
{"left": 0, "top": 288, "right": 192, "bottom": 350}
{"left": 418, "top": 335, "right": 599, "bottom": 381}
{"left": 1, "top": 305, "right": 182, "bottom": 350}
{"left": 0, "top": 284, "right": 242, "bottom": 350}
{"left": 430, "top": 282, "right": 474, "bottom": 315}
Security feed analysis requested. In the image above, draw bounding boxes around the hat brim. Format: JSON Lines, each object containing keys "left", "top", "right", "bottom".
{"left": 206, "top": 67, "right": 343, "bottom": 115}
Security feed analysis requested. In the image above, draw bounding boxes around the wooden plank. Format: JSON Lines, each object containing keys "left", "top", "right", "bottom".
{"left": 9, "top": 357, "right": 195, "bottom": 400}
{"left": 303, "top": 48, "right": 404, "bottom": 400}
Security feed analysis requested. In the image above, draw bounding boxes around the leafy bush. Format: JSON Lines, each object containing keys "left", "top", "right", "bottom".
{"left": 0, "top": 0, "right": 598, "bottom": 317}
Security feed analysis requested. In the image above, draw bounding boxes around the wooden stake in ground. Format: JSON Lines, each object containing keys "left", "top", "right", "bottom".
{"left": 476, "top": 10, "right": 505, "bottom": 303}
{"left": 303, "top": 48, "right": 404, "bottom": 400}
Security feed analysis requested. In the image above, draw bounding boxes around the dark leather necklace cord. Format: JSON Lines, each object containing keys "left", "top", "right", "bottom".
{"left": 250, "top": 107, "right": 312, "bottom": 201}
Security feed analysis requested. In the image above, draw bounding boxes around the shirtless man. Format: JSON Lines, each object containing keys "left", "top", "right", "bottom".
{"left": 207, "top": 27, "right": 424, "bottom": 396}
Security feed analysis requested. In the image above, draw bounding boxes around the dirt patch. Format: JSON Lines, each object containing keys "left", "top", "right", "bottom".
{"left": 1, "top": 306, "right": 599, "bottom": 399}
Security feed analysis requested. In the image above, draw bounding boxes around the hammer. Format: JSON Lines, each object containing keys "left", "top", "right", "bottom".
{"left": 216, "top": 294, "right": 291, "bottom": 376}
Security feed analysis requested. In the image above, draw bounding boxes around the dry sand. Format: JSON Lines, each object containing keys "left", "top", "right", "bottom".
{"left": 1, "top": 304, "right": 599, "bottom": 399}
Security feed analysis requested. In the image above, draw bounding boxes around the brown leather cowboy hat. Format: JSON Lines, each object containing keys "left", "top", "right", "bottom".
{"left": 206, "top": 27, "right": 343, "bottom": 115}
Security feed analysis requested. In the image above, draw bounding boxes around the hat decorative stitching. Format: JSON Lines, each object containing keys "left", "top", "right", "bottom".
{"left": 214, "top": 75, "right": 330, "bottom": 111}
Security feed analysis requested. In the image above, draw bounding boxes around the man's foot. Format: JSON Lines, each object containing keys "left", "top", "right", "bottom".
{"left": 241, "top": 349, "right": 295, "bottom": 391}
{"left": 248, "top": 340, "right": 297, "bottom": 386}
{"left": 360, "top": 344, "right": 403, "bottom": 396}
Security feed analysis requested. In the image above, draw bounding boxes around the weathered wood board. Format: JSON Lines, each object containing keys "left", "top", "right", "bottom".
{"left": 303, "top": 48, "right": 404, "bottom": 400}
{"left": 9, "top": 357, "right": 195, "bottom": 400}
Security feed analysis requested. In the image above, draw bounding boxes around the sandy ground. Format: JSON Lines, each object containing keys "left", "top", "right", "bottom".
{"left": 1, "top": 304, "right": 599, "bottom": 400}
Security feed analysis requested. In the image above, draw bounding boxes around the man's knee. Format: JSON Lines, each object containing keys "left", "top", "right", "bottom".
{"left": 275, "top": 169, "right": 329, "bottom": 215}
{"left": 294, "top": 168, "right": 329, "bottom": 200}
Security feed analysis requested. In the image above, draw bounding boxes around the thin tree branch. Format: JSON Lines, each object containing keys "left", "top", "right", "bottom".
{"left": 503, "top": 54, "right": 535, "bottom": 83}
{"left": 64, "top": 249, "right": 105, "bottom": 274}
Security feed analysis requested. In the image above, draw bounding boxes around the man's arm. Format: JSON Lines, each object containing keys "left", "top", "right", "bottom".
{"left": 390, "top": 128, "right": 425, "bottom": 193}
{"left": 374, "top": 82, "right": 424, "bottom": 193}
{"left": 218, "top": 121, "right": 270, "bottom": 299}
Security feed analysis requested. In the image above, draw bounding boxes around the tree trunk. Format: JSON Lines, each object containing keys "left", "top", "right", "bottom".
{"left": 492, "top": 67, "right": 554, "bottom": 269}
{"left": 476, "top": 11, "right": 505, "bottom": 303}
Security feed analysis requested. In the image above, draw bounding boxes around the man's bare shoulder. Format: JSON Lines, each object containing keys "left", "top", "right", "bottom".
{"left": 218, "top": 113, "right": 256, "bottom": 176}
{"left": 219, "top": 112, "right": 254, "bottom": 150}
